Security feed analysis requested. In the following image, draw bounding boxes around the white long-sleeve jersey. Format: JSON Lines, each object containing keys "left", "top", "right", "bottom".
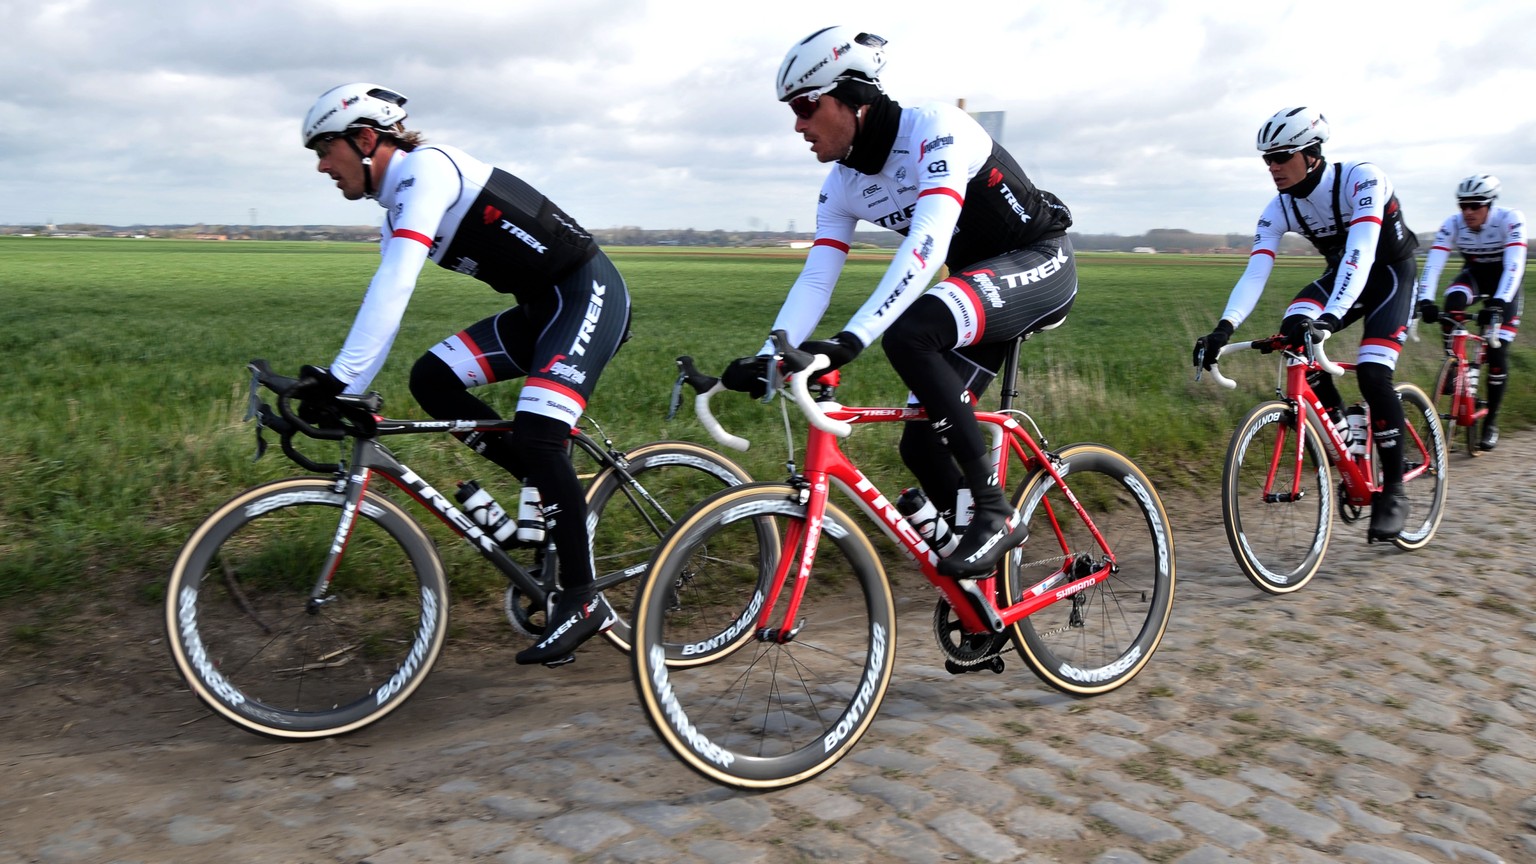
{"left": 1221, "top": 161, "right": 1417, "bottom": 328}
{"left": 1416, "top": 205, "right": 1527, "bottom": 304}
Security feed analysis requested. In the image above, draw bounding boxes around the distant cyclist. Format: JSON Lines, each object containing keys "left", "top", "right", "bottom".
{"left": 1415, "top": 174, "right": 1526, "bottom": 450}
{"left": 1194, "top": 107, "right": 1419, "bottom": 541}
{"left": 719, "top": 26, "right": 1077, "bottom": 579}
{"left": 298, "top": 83, "right": 630, "bottom": 665}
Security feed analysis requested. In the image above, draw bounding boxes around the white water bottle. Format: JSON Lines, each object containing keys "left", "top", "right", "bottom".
{"left": 455, "top": 480, "right": 517, "bottom": 544}
{"left": 1345, "top": 405, "right": 1369, "bottom": 458}
{"left": 896, "top": 488, "right": 959, "bottom": 557}
{"left": 516, "top": 486, "right": 546, "bottom": 543}
{"left": 1467, "top": 364, "right": 1480, "bottom": 396}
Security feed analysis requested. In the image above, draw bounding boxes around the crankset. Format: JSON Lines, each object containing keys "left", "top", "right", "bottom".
{"left": 932, "top": 598, "right": 1009, "bottom": 675}
{"left": 1337, "top": 480, "right": 1364, "bottom": 523}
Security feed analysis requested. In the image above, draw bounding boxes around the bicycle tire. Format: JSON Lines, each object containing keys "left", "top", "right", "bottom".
{"left": 165, "top": 477, "right": 449, "bottom": 739}
{"left": 999, "top": 443, "right": 1175, "bottom": 695}
{"left": 631, "top": 483, "right": 896, "bottom": 790}
{"left": 584, "top": 440, "right": 776, "bottom": 661}
{"left": 1221, "top": 400, "right": 1333, "bottom": 594}
{"left": 1392, "top": 383, "right": 1448, "bottom": 551}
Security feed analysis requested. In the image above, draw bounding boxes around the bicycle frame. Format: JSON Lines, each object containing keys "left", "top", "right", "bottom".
{"left": 292, "top": 419, "right": 552, "bottom": 612}
{"left": 1210, "top": 336, "right": 1436, "bottom": 509}
{"left": 729, "top": 381, "right": 1120, "bottom": 641}
{"left": 1441, "top": 322, "right": 1490, "bottom": 428}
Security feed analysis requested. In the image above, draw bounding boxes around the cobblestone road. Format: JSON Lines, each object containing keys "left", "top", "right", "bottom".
{"left": 2, "top": 435, "right": 1532, "bottom": 864}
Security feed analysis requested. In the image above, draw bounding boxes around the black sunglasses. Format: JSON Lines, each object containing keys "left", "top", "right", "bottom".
{"left": 1261, "top": 150, "right": 1298, "bottom": 166}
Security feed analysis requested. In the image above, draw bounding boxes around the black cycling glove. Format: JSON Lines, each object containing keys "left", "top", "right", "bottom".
{"left": 1194, "top": 320, "right": 1234, "bottom": 369}
{"left": 720, "top": 355, "right": 771, "bottom": 399}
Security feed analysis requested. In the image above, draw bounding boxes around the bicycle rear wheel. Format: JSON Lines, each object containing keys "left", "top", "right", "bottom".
{"left": 1430, "top": 357, "right": 1476, "bottom": 458}
{"left": 166, "top": 478, "right": 448, "bottom": 739}
{"left": 1000, "top": 444, "right": 1175, "bottom": 695}
{"left": 583, "top": 441, "right": 775, "bottom": 660}
{"left": 1221, "top": 400, "right": 1333, "bottom": 594}
{"left": 1392, "top": 383, "right": 1448, "bottom": 550}
{"left": 631, "top": 483, "right": 896, "bottom": 790}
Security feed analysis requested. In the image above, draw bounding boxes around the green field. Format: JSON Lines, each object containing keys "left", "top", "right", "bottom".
{"left": 2, "top": 236, "right": 1528, "bottom": 632}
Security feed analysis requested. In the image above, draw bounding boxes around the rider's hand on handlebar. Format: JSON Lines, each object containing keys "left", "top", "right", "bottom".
{"left": 1417, "top": 299, "right": 1440, "bottom": 324}
{"left": 1477, "top": 299, "right": 1507, "bottom": 330}
{"left": 293, "top": 364, "right": 346, "bottom": 426}
{"left": 721, "top": 355, "right": 772, "bottom": 399}
{"left": 1194, "top": 320, "right": 1234, "bottom": 369}
{"left": 798, "top": 330, "right": 864, "bottom": 375}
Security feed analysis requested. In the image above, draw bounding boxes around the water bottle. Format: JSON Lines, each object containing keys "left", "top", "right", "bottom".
{"left": 1466, "top": 364, "right": 1480, "bottom": 397}
{"left": 455, "top": 480, "right": 517, "bottom": 545}
{"left": 1326, "top": 407, "right": 1348, "bottom": 443}
{"left": 516, "top": 486, "right": 546, "bottom": 543}
{"left": 1344, "top": 405, "right": 1369, "bottom": 458}
{"left": 896, "top": 488, "right": 959, "bottom": 558}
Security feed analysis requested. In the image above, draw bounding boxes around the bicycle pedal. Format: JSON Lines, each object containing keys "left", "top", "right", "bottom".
{"left": 541, "top": 654, "right": 578, "bottom": 669}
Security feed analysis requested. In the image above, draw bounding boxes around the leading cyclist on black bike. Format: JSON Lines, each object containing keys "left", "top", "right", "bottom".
{"left": 719, "top": 27, "right": 1078, "bottom": 579}
{"left": 296, "top": 83, "right": 631, "bottom": 665}
{"left": 1194, "top": 107, "right": 1418, "bottom": 541}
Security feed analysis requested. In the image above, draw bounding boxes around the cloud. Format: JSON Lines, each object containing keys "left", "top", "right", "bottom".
{"left": 2, "top": 0, "right": 1533, "bottom": 235}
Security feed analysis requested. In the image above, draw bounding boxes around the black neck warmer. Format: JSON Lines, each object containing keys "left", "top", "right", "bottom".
{"left": 839, "top": 94, "right": 902, "bottom": 176}
{"left": 1284, "top": 155, "right": 1330, "bottom": 199}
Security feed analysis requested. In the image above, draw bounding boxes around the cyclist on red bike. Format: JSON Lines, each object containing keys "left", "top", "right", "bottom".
{"left": 1414, "top": 174, "right": 1526, "bottom": 451}
{"left": 719, "top": 27, "right": 1078, "bottom": 578}
{"left": 1194, "top": 107, "right": 1418, "bottom": 541}
{"left": 298, "top": 83, "right": 630, "bottom": 665}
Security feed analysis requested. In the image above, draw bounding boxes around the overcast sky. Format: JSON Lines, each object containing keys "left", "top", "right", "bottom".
{"left": 4, "top": 0, "right": 1533, "bottom": 236}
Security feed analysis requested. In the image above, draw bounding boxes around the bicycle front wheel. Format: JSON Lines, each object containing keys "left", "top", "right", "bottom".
{"left": 1430, "top": 357, "right": 1479, "bottom": 459}
{"left": 165, "top": 478, "right": 449, "bottom": 739}
{"left": 1000, "top": 444, "right": 1175, "bottom": 695}
{"left": 1393, "top": 383, "right": 1448, "bottom": 550}
{"left": 584, "top": 440, "right": 775, "bottom": 659}
{"left": 1222, "top": 401, "right": 1333, "bottom": 594}
{"left": 631, "top": 483, "right": 897, "bottom": 790}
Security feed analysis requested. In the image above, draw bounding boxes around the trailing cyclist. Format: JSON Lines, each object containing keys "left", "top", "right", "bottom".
{"left": 719, "top": 26, "right": 1078, "bottom": 579}
{"left": 1415, "top": 174, "right": 1526, "bottom": 451}
{"left": 1194, "top": 107, "right": 1419, "bottom": 541}
{"left": 297, "top": 83, "right": 631, "bottom": 665}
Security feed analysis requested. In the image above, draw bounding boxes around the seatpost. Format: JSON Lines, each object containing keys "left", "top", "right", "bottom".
{"left": 996, "top": 335, "right": 1025, "bottom": 411}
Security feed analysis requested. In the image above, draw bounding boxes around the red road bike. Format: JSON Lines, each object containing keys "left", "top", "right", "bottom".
{"left": 630, "top": 332, "right": 1176, "bottom": 789}
{"left": 1203, "top": 330, "right": 1447, "bottom": 595}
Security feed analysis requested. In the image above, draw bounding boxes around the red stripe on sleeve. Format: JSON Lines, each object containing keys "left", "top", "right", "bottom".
{"left": 1349, "top": 215, "right": 1383, "bottom": 227}
{"left": 1252, "top": 249, "right": 1276, "bottom": 259}
{"left": 919, "top": 187, "right": 965, "bottom": 206}
{"left": 813, "top": 238, "right": 851, "bottom": 253}
{"left": 392, "top": 228, "right": 433, "bottom": 247}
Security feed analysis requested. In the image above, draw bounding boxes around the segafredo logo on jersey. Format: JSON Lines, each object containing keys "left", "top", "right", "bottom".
{"left": 567, "top": 280, "right": 607, "bottom": 356}
{"left": 1353, "top": 179, "right": 1378, "bottom": 195}
{"left": 972, "top": 271, "right": 1004, "bottom": 307}
{"left": 920, "top": 135, "right": 954, "bottom": 158}
{"left": 539, "top": 354, "right": 587, "bottom": 385}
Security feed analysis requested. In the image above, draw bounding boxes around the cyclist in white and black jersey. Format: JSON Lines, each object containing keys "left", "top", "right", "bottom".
{"left": 1415, "top": 174, "right": 1526, "bottom": 450}
{"left": 720, "top": 27, "right": 1077, "bottom": 578}
{"left": 1194, "top": 107, "right": 1419, "bottom": 541}
{"left": 298, "top": 83, "right": 630, "bottom": 666}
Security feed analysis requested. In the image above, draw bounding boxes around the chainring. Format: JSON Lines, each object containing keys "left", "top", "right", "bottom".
{"left": 932, "top": 597, "right": 1009, "bottom": 668}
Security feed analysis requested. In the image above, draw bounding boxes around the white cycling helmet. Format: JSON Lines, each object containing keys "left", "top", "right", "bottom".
{"left": 1255, "top": 106, "right": 1330, "bottom": 155}
{"left": 775, "top": 26, "right": 887, "bottom": 102}
{"left": 301, "top": 83, "right": 409, "bottom": 148}
{"left": 1456, "top": 174, "right": 1500, "bottom": 204}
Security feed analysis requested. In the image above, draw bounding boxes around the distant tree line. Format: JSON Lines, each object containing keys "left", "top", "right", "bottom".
{"left": 0, "top": 223, "right": 1424, "bottom": 255}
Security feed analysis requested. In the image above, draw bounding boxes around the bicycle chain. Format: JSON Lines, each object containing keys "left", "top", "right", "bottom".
{"left": 932, "top": 598, "right": 1010, "bottom": 667}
